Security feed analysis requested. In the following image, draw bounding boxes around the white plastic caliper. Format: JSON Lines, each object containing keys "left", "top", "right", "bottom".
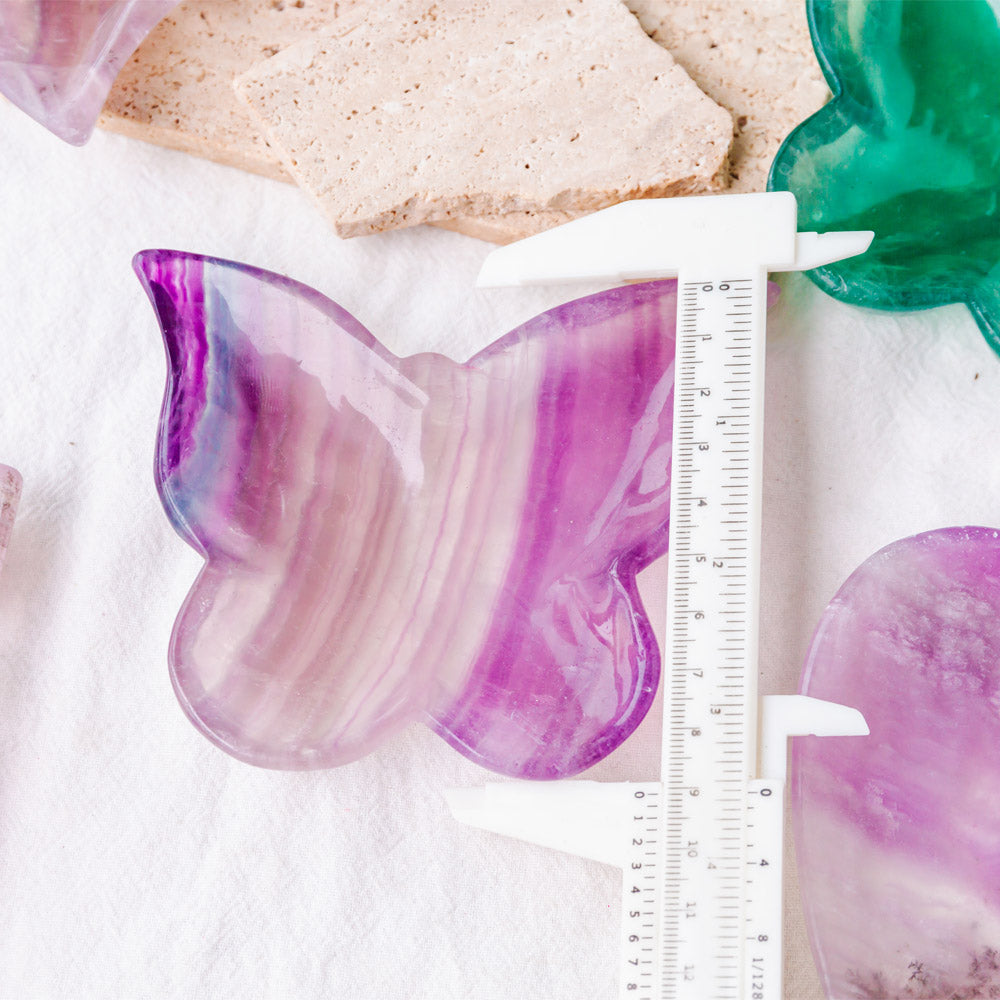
{"left": 446, "top": 193, "right": 872, "bottom": 1000}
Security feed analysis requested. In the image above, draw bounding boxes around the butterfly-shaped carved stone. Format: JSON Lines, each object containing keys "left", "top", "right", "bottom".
{"left": 0, "top": 0, "right": 178, "bottom": 144}
{"left": 135, "top": 250, "right": 677, "bottom": 778}
{"left": 769, "top": 0, "right": 1000, "bottom": 356}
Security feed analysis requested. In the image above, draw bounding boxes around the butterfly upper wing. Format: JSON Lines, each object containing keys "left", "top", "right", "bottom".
{"left": 427, "top": 282, "right": 676, "bottom": 778}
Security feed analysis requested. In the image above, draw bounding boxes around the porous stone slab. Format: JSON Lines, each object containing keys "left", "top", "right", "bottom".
{"left": 440, "top": 0, "right": 830, "bottom": 242}
{"left": 628, "top": 0, "right": 828, "bottom": 195}
{"left": 100, "top": 0, "right": 825, "bottom": 242}
{"left": 99, "top": 0, "right": 362, "bottom": 179}
{"left": 233, "top": 0, "right": 732, "bottom": 237}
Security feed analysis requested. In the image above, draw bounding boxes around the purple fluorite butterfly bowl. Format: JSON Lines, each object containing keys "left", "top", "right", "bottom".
{"left": 134, "top": 250, "right": 679, "bottom": 778}
{"left": 794, "top": 526, "right": 1000, "bottom": 999}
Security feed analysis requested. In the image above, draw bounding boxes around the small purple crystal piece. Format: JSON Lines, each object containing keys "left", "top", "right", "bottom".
{"left": 0, "top": 1, "right": 178, "bottom": 144}
{"left": 793, "top": 526, "right": 1000, "bottom": 999}
{"left": 134, "top": 250, "right": 677, "bottom": 778}
{"left": 0, "top": 464, "right": 22, "bottom": 577}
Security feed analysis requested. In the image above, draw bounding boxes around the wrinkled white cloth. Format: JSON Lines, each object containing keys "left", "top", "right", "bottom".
{"left": 2, "top": 100, "right": 998, "bottom": 1000}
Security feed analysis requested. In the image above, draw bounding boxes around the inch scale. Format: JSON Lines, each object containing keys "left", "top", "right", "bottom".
{"left": 449, "top": 193, "right": 872, "bottom": 1000}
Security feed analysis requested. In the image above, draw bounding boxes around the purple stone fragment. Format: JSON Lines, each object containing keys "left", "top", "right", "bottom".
{"left": 0, "top": 464, "right": 21, "bottom": 577}
{"left": 0, "top": 1, "right": 177, "bottom": 144}
{"left": 134, "top": 249, "right": 679, "bottom": 778}
{"left": 793, "top": 526, "right": 1000, "bottom": 999}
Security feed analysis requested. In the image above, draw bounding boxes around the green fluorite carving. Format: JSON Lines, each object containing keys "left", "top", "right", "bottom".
{"left": 768, "top": 0, "right": 1000, "bottom": 355}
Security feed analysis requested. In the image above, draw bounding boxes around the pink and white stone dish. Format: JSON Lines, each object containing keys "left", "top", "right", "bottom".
{"left": 0, "top": 1, "right": 178, "bottom": 144}
{"left": 793, "top": 526, "right": 1000, "bottom": 999}
{"left": 134, "top": 249, "right": 679, "bottom": 779}
{"left": 0, "top": 464, "right": 22, "bottom": 577}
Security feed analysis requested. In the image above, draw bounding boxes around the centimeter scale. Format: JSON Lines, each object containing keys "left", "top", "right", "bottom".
{"left": 446, "top": 193, "right": 872, "bottom": 1000}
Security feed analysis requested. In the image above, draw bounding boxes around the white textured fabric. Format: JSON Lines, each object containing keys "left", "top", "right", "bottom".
{"left": 2, "top": 99, "right": 998, "bottom": 1000}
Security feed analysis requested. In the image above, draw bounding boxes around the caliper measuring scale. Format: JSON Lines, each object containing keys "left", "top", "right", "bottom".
{"left": 447, "top": 192, "right": 872, "bottom": 1000}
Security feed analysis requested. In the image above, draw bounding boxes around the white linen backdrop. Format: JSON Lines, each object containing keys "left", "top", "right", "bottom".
{"left": 2, "top": 100, "right": 998, "bottom": 999}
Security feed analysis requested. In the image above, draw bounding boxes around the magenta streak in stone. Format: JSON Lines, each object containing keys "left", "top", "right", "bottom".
{"left": 134, "top": 250, "right": 677, "bottom": 778}
{"left": 0, "top": 1, "right": 177, "bottom": 144}
{"left": 793, "top": 526, "right": 1000, "bottom": 999}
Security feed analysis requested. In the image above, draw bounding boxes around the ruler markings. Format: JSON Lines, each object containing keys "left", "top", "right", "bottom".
{"left": 656, "top": 271, "right": 765, "bottom": 1000}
